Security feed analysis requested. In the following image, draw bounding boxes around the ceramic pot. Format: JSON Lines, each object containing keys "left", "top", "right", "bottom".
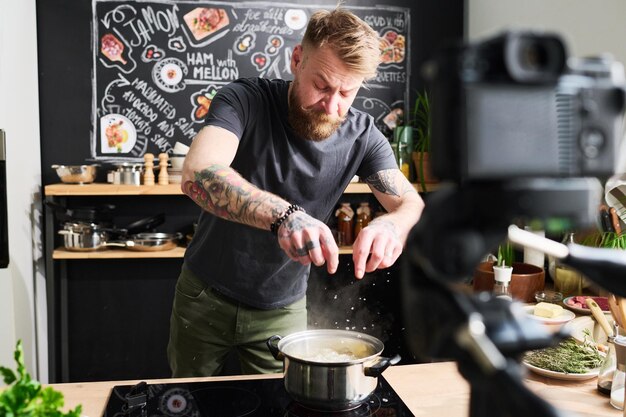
{"left": 473, "top": 261, "right": 545, "bottom": 303}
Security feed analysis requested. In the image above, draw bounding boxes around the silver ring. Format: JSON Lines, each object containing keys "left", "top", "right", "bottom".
{"left": 295, "top": 247, "right": 308, "bottom": 257}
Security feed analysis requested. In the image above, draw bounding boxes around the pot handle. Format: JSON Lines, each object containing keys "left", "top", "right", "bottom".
{"left": 266, "top": 335, "right": 284, "bottom": 360}
{"left": 364, "top": 354, "right": 401, "bottom": 377}
{"left": 103, "top": 241, "right": 132, "bottom": 248}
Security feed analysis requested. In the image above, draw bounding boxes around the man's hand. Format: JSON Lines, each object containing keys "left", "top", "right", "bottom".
{"left": 277, "top": 211, "right": 339, "bottom": 274}
{"left": 351, "top": 218, "right": 402, "bottom": 279}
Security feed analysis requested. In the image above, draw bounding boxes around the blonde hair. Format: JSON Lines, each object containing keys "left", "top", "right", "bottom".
{"left": 302, "top": 8, "right": 381, "bottom": 80}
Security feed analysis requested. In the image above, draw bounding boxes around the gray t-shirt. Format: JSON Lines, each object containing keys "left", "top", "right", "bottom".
{"left": 184, "top": 77, "right": 397, "bottom": 309}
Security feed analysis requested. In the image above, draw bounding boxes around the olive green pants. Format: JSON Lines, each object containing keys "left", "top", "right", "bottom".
{"left": 167, "top": 266, "right": 307, "bottom": 376}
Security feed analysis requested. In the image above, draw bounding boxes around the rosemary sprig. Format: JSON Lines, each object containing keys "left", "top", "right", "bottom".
{"left": 524, "top": 337, "right": 603, "bottom": 374}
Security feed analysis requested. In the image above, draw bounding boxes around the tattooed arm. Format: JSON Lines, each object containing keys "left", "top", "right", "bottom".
{"left": 182, "top": 126, "right": 339, "bottom": 273}
{"left": 351, "top": 168, "right": 425, "bottom": 279}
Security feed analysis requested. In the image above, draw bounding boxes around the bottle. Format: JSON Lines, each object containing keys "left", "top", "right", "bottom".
{"left": 395, "top": 141, "right": 411, "bottom": 180}
{"left": 354, "top": 202, "right": 371, "bottom": 239}
{"left": 493, "top": 261, "right": 513, "bottom": 300}
{"left": 598, "top": 335, "right": 617, "bottom": 395}
{"left": 553, "top": 232, "right": 583, "bottom": 298}
{"left": 393, "top": 126, "right": 414, "bottom": 181}
{"left": 335, "top": 203, "right": 354, "bottom": 247}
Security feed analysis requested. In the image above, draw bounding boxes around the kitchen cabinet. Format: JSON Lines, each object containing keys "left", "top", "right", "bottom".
{"left": 44, "top": 182, "right": 436, "bottom": 382}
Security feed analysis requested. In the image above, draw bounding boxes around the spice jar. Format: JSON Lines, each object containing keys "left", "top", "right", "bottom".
{"left": 354, "top": 202, "right": 371, "bottom": 239}
{"left": 335, "top": 203, "right": 354, "bottom": 247}
{"left": 598, "top": 335, "right": 617, "bottom": 395}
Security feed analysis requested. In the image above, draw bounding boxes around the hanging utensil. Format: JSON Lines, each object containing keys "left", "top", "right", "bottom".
{"left": 610, "top": 207, "right": 622, "bottom": 235}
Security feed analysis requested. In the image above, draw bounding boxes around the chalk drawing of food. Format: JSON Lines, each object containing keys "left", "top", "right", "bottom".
{"left": 100, "top": 114, "right": 137, "bottom": 154}
{"left": 191, "top": 87, "right": 218, "bottom": 121}
{"left": 379, "top": 31, "right": 406, "bottom": 64}
{"left": 101, "top": 33, "right": 127, "bottom": 65}
{"left": 183, "top": 8, "right": 229, "bottom": 41}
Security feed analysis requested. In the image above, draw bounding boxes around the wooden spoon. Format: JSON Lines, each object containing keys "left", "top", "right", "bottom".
{"left": 609, "top": 293, "right": 622, "bottom": 328}
{"left": 586, "top": 297, "right": 614, "bottom": 338}
{"left": 618, "top": 296, "right": 626, "bottom": 332}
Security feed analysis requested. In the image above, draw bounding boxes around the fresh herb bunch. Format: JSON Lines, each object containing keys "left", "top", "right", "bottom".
{"left": 581, "top": 231, "right": 626, "bottom": 250}
{"left": 524, "top": 337, "right": 603, "bottom": 374}
{"left": 0, "top": 340, "right": 82, "bottom": 417}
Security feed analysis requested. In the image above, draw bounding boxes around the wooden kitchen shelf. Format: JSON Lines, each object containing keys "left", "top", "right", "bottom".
{"left": 44, "top": 182, "right": 435, "bottom": 196}
{"left": 52, "top": 246, "right": 186, "bottom": 259}
{"left": 53, "top": 246, "right": 355, "bottom": 259}
{"left": 45, "top": 183, "right": 183, "bottom": 196}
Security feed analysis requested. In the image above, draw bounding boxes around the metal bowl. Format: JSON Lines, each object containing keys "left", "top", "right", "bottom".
{"left": 52, "top": 164, "right": 98, "bottom": 184}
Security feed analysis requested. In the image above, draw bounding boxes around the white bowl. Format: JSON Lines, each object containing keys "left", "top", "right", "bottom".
{"left": 523, "top": 305, "right": 576, "bottom": 332}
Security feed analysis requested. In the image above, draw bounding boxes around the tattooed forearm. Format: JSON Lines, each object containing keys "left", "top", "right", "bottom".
{"left": 182, "top": 164, "right": 287, "bottom": 228}
{"left": 401, "top": 180, "right": 418, "bottom": 196}
{"left": 365, "top": 170, "right": 400, "bottom": 196}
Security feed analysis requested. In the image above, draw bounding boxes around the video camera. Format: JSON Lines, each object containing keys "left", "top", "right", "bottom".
{"left": 403, "top": 31, "right": 626, "bottom": 417}
{"left": 426, "top": 30, "right": 625, "bottom": 183}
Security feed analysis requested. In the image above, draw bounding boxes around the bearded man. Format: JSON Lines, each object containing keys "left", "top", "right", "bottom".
{"left": 169, "top": 7, "right": 425, "bottom": 376}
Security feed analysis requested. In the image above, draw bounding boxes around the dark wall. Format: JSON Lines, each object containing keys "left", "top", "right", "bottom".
{"left": 37, "top": 0, "right": 463, "bottom": 183}
{"left": 37, "top": 0, "right": 463, "bottom": 382}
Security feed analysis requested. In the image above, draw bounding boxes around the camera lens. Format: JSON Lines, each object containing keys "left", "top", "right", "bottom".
{"left": 505, "top": 32, "right": 566, "bottom": 83}
{"left": 519, "top": 41, "right": 549, "bottom": 72}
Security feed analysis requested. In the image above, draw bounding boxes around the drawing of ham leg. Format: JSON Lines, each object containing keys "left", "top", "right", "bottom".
{"left": 101, "top": 33, "right": 127, "bottom": 65}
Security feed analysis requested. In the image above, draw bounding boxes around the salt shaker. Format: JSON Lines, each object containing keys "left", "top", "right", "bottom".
{"left": 158, "top": 153, "right": 169, "bottom": 185}
{"left": 611, "top": 336, "right": 626, "bottom": 410}
{"left": 493, "top": 261, "right": 513, "bottom": 300}
{"left": 143, "top": 153, "right": 155, "bottom": 186}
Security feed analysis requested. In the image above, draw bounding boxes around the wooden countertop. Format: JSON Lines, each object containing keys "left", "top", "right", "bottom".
{"left": 49, "top": 362, "right": 620, "bottom": 417}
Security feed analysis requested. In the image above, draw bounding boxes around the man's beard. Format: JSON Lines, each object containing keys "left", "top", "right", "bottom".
{"left": 288, "top": 83, "right": 345, "bottom": 141}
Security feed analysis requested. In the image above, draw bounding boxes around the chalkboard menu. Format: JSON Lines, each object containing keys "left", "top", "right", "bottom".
{"left": 93, "top": 0, "right": 410, "bottom": 162}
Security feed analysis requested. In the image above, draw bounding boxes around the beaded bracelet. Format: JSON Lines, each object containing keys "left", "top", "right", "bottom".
{"left": 270, "top": 204, "right": 306, "bottom": 236}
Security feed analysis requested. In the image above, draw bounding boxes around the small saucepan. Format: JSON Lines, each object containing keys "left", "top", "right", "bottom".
{"left": 58, "top": 222, "right": 125, "bottom": 251}
{"left": 267, "top": 329, "right": 400, "bottom": 411}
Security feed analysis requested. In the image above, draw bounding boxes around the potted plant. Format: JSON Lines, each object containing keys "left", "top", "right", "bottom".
{"left": 409, "top": 90, "right": 437, "bottom": 191}
{"left": 473, "top": 242, "right": 546, "bottom": 303}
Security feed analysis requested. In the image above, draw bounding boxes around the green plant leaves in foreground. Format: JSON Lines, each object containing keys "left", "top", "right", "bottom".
{"left": 0, "top": 340, "right": 82, "bottom": 417}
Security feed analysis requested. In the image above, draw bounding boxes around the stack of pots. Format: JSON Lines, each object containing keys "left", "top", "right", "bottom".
{"left": 49, "top": 202, "right": 179, "bottom": 252}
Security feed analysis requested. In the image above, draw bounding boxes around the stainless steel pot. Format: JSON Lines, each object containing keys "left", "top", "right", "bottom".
{"left": 58, "top": 222, "right": 124, "bottom": 251}
{"left": 267, "top": 329, "right": 400, "bottom": 411}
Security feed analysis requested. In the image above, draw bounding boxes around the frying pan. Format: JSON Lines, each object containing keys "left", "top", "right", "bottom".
{"left": 122, "top": 232, "right": 182, "bottom": 251}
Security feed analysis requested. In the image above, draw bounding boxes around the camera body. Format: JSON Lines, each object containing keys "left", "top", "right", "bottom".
{"left": 427, "top": 31, "right": 626, "bottom": 182}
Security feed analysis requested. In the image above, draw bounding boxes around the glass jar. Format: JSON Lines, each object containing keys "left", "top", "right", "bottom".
{"left": 354, "top": 202, "right": 371, "bottom": 239}
{"left": 598, "top": 336, "right": 617, "bottom": 396}
{"left": 553, "top": 233, "right": 583, "bottom": 298}
{"left": 335, "top": 203, "right": 354, "bottom": 247}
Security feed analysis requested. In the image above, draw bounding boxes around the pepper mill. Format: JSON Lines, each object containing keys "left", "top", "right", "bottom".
{"left": 158, "top": 153, "right": 169, "bottom": 185}
{"left": 143, "top": 153, "right": 155, "bottom": 186}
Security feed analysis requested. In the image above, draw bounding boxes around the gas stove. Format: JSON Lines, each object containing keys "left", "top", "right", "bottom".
{"left": 103, "top": 375, "right": 415, "bottom": 417}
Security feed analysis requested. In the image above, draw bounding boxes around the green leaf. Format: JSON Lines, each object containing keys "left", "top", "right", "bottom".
{"left": 0, "top": 340, "right": 83, "bottom": 417}
{"left": 0, "top": 366, "right": 16, "bottom": 385}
